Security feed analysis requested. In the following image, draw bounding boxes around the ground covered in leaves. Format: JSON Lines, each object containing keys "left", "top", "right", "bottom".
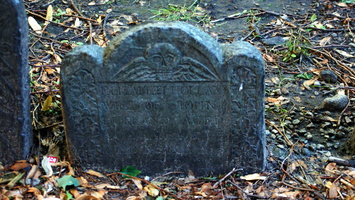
{"left": 1, "top": 0, "right": 355, "bottom": 199}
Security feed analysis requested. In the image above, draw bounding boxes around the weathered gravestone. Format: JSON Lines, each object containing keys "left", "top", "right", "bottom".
{"left": 61, "top": 21, "right": 266, "bottom": 175}
{"left": 0, "top": 0, "right": 31, "bottom": 164}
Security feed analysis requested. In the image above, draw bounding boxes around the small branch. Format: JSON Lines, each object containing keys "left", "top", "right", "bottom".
{"left": 212, "top": 168, "right": 243, "bottom": 189}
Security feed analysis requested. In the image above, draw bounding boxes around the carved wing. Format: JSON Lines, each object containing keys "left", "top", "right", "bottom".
{"left": 113, "top": 57, "right": 155, "bottom": 81}
{"left": 172, "top": 57, "right": 220, "bottom": 81}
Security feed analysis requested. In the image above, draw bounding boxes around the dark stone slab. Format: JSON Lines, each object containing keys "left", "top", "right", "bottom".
{"left": 61, "top": 21, "right": 266, "bottom": 176}
{"left": 0, "top": 0, "right": 31, "bottom": 164}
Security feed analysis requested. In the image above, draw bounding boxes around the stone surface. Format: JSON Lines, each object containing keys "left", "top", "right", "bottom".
{"left": 320, "top": 69, "right": 337, "bottom": 83}
{"left": 61, "top": 21, "right": 266, "bottom": 176}
{"left": 322, "top": 93, "right": 348, "bottom": 111}
{"left": 0, "top": 0, "right": 31, "bottom": 164}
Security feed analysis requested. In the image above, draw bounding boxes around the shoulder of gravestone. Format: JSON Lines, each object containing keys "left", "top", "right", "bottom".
{"left": 64, "top": 45, "right": 103, "bottom": 64}
{"left": 221, "top": 41, "right": 264, "bottom": 64}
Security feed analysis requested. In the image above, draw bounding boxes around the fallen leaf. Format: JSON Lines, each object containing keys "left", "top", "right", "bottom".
{"left": 45, "top": 5, "right": 53, "bottom": 25}
{"left": 319, "top": 36, "right": 331, "bottom": 46}
{"left": 200, "top": 182, "right": 212, "bottom": 195}
{"left": 303, "top": 78, "right": 318, "bottom": 90}
{"left": 10, "top": 160, "right": 30, "bottom": 171}
{"left": 335, "top": 49, "right": 354, "bottom": 58}
{"left": 28, "top": 16, "right": 42, "bottom": 34}
{"left": 325, "top": 163, "right": 337, "bottom": 172}
{"left": 328, "top": 182, "right": 338, "bottom": 199}
{"left": 144, "top": 185, "right": 159, "bottom": 197}
{"left": 133, "top": 179, "right": 143, "bottom": 190}
{"left": 336, "top": 2, "right": 349, "bottom": 7}
{"left": 41, "top": 96, "right": 53, "bottom": 111}
{"left": 85, "top": 170, "right": 106, "bottom": 178}
{"left": 240, "top": 173, "right": 267, "bottom": 181}
{"left": 57, "top": 175, "right": 80, "bottom": 189}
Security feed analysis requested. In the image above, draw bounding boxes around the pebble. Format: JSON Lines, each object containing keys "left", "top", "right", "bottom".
{"left": 320, "top": 70, "right": 337, "bottom": 83}
{"left": 261, "top": 36, "right": 287, "bottom": 46}
{"left": 306, "top": 122, "right": 315, "bottom": 128}
{"left": 299, "top": 128, "right": 307, "bottom": 133}
{"left": 317, "top": 144, "right": 325, "bottom": 149}
{"left": 322, "top": 94, "right": 348, "bottom": 111}
{"left": 345, "top": 116, "right": 352, "bottom": 123}
{"left": 292, "top": 119, "right": 300, "bottom": 125}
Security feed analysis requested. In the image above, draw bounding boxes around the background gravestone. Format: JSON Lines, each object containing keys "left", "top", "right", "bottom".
{"left": 61, "top": 21, "right": 266, "bottom": 175}
{"left": 0, "top": 0, "right": 31, "bottom": 164}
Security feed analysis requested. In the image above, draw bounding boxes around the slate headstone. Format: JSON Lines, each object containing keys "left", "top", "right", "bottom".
{"left": 61, "top": 21, "right": 266, "bottom": 175}
{"left": 0, "top": 0, "right": 31, "bottom": 164}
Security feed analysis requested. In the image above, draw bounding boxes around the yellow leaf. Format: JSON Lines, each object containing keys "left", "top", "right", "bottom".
{"left": 143, "top": 185, "right": 159, "bottom": 197}
{"left": 28, "top": 16, "right": 42, "bottom": 34}
{"left": 85, "top": 170, "right": 106, "bottom": 178}
{"left": 45, "top": 5, "right": 53, "bottom": 25}
{"left": 41, "top": 96, "right": 53, "bottom": 111}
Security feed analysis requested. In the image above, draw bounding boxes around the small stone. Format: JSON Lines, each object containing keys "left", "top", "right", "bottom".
{"left": 299, "top": 128, "right": 307, "bottom": 134}
{"left": 306, "top": 133, "right": 313, "bottom": 139}
{"left": 313, "top": 80, "right": 321, "bottom": 86}
{"left": 272, "top": 129, "right": 278, "bottom": 134}
{"left": 320, "top": 70, "right": 337, "bottom": 83}
{"left": 314, "top": 91, "right": 319, "bottom": 96}
{"left": 305, "top": 111, "right": 314, "bottom": 117}
{"left": 292, "top": 119, "right": 301, "bottom": 125}
{"left": 306, "top": 122, "right": 315, "bottom": 128}
{"left": 270, "top": 134, "right": 276, "bottom": 139}
{"left": 317, "top": 144, "right": 325, "bottom": 149}
{"left": 261, "top": 36, "right": 287, "bottom": 46}
{"left": 322, "top": 94, "right": 348, "bottom": 111}
{"left": 324, "top": 151, "right": 332, "bottom": 157}
{"left": 321, "top": 122, "right": 331, "bottom": 128}
{"left": 328, "top": 129, "right": 336, "bottom": 135}
{"left": 345, "top": 116, "right": 352, "bottom": 123}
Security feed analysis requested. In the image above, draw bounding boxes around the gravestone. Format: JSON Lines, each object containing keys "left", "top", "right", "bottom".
{"left": 61, "top": 21, "right": 266, "bottom": 175}
{"left": 0, "top": 0, "right": 31, "bottom": 164}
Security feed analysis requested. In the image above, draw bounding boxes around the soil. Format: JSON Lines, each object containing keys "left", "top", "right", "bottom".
{"left": 5, "top": 0, "right": 355, "bottom": 199}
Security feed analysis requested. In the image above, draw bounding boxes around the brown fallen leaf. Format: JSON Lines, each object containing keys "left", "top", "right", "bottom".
{"left": 10, "top": 160, "right": 30, "bottom": 171}
{"left": 85, "top": 170, "right": 106, "bottom": 178}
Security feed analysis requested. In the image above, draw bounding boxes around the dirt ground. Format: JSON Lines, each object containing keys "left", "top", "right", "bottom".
{"left": 1, "top": 0, "right": 355, "bottom": 199}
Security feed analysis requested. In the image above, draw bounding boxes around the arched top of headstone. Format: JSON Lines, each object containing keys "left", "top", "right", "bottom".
{"left": 104, "top": 21, "right": 224, "bottom": 82}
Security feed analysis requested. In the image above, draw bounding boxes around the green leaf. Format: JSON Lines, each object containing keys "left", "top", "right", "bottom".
{"left": 295, "top": 72, "right": 313, "bottom": 80}
{"left": 66, "top": 191, "right": 73, "bottom": 200}
{"left": 120, "top": 166, "right": 141, "bottom": 178}
{"left": 310, "top": 14, "right": 317, "bottom": 22}
{"left": 57, "top": 175, "right": 79, "bottom": 190}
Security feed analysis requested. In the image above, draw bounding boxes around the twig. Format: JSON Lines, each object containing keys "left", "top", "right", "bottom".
{"left": 281, "top": 181, "right": 316, "bottom": 192}
{"left": 212, "top": 168, "right": 243, "bottom": 189}
{"left": 69, "top": 0, "right": 93, "bottom": 44}
{"left": 107, "top": 172, "right": 181, "bottom": 200}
